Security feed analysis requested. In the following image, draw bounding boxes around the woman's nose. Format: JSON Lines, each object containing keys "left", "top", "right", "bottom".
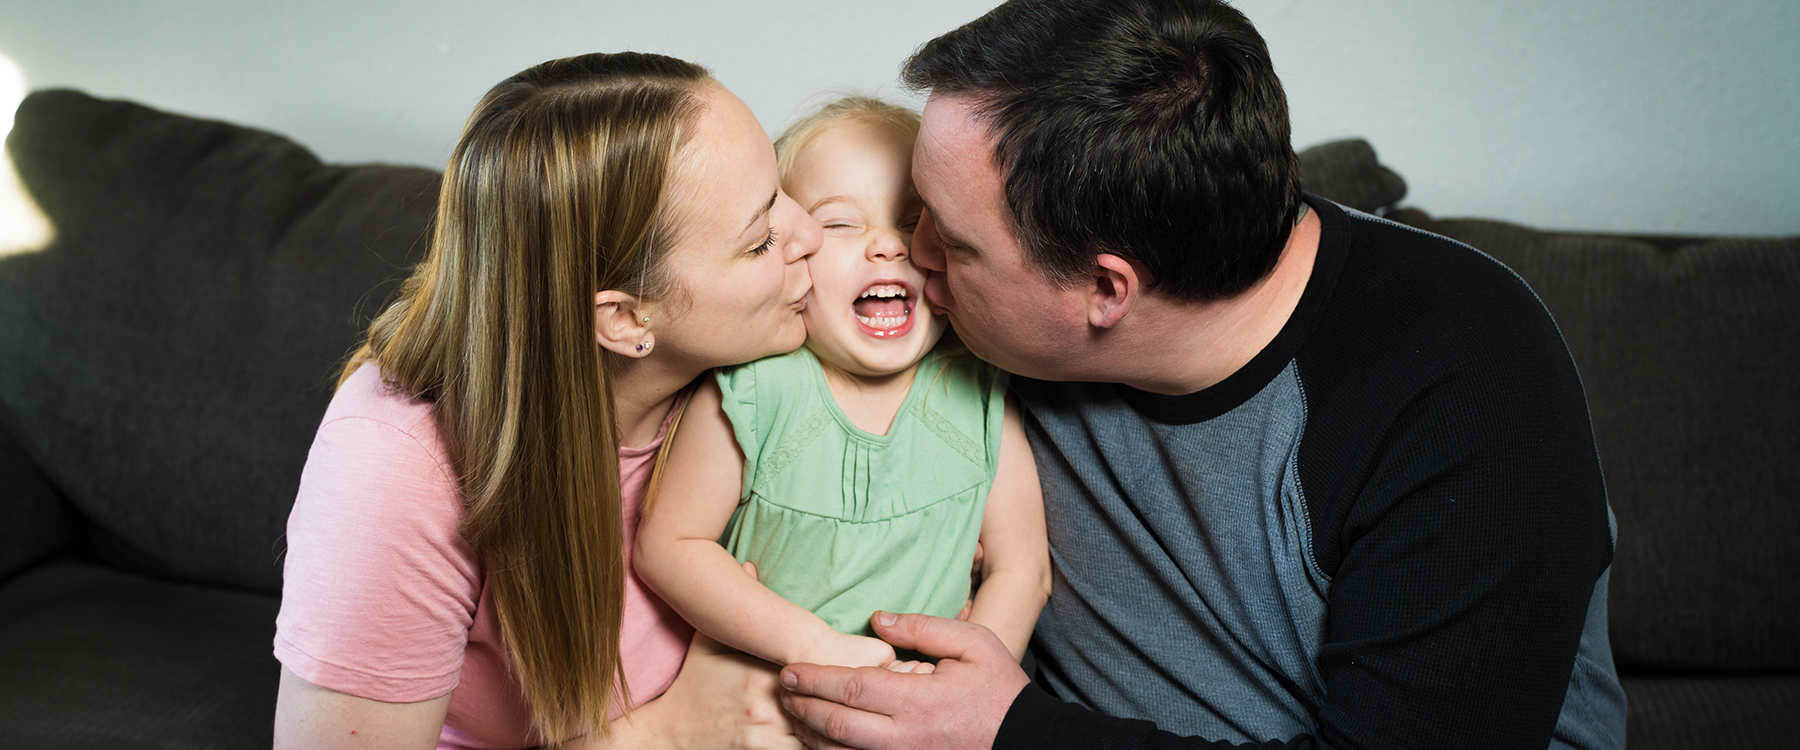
{"left": 866, "top": 230, "right": 908, "bottom": 262}
{"left": 782, "top": 201, "right": 823, "bottom": 264}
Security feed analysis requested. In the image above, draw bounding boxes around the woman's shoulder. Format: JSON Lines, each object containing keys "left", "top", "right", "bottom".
{"left": 295, "top": 362, "right": 461, "bottom": 528}
{"left": 323, "top": 362, "right": 451, "bottom": 472}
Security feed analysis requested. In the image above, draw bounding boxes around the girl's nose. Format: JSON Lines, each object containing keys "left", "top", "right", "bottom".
{"left": 867, "top": 230, "right": 908, "bottom": 262}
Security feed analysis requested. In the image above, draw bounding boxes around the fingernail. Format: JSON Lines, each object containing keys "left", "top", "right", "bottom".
{"left": 782, "top": 669, "right": 797, "bottom": 688}
{"left": 877, "top": 611, "right": 897, "bottom": 627}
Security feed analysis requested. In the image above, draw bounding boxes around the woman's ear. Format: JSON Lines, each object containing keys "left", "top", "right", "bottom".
{"left": 595, "top": 290, "right": 653, "bottom": 357}
{"left": 1087, "top": 253, "right": 1141, "bottom": 329}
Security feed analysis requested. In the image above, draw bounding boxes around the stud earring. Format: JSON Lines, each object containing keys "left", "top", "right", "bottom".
{"left": 636, "top": 340, "right": 653, "bottom": 353}
{"left": 641, "top": 317, "right": 650, "bottom": 323}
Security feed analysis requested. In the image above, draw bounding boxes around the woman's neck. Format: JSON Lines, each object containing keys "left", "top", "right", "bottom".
{"left": 818, "top": 357, "right": 920, "bottom": 436}
{"left": 608, "top": 352, "right": 705, "bottom": 449}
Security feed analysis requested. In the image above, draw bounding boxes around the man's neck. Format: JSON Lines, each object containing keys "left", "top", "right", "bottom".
{"left": 1104, "top": 208, "right": 1321, "bottom": 396}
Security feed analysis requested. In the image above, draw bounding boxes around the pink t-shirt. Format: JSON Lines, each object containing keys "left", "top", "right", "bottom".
{"left": 275, "top": 363, "right": 693, "bottom": 749}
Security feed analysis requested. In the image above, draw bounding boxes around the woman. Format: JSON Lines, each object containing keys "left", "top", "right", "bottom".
{"left": 271, "top": 52, "right": 820, "bottom": 749}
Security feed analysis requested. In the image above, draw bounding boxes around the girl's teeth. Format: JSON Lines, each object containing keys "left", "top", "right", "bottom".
{"left": 856, "top": 311, "right": 910, "bottom": 330}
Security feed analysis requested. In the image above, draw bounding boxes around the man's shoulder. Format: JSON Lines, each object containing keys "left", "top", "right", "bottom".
{"left": 1297, "top": 202, "right": 1606, "bottom": 575}
{"left": 1302, "top": 201, "right": 1570, "bottom": 389}
{"left": 1297, "top": 199, "right": 1592, "bottom": 449}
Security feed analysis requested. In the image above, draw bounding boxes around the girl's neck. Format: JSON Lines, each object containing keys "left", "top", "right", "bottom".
{"left": 818, "top": 356, "right": 922, "bottom": 437}
{"left": 608, "top": 352, "right": 704, "bottom": 449}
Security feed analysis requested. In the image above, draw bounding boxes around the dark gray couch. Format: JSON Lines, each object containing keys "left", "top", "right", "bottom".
{"left": 2, "top": 90, "right": 1794, "bottom": 749}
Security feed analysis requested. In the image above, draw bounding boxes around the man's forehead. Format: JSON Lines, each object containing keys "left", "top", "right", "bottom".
{"left": 918, "top": 94, "right": 1000, "bottom": 171}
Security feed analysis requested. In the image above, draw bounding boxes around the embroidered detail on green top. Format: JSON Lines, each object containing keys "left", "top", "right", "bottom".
{"left": 752, "top": 408, "right": 833, "bottom": 493}
{"left": 913, "top": 402, "right": 985, "bottom": 467}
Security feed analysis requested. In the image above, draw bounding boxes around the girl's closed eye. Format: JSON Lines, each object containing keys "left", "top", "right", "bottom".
{"left": 819, "top": 217, "right": 864, "bottom": 235}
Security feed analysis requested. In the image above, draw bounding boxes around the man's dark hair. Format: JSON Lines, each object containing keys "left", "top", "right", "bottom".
{"left": 902, "top": 0, "right": 1302, "bottom": 301}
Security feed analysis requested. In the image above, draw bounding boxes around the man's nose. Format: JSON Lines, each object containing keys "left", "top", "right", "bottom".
{"left": 912, "top": 211, "right": 946, "bottom": 272}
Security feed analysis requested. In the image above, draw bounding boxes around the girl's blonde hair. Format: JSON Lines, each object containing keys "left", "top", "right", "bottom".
{"left": 340, "top": 51, "right": 708, "bottom": 742}
{"left": 774, "top": 95, "right": 920, "bottom": 185}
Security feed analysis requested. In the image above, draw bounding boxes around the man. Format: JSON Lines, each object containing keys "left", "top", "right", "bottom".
{"left": 778, "top": 1, "right": 1626, "bottom": 749}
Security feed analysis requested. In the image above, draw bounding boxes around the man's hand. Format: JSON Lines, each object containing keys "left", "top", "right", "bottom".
{"left": 779, "top": 611, "right": 1030, "bottom": 750}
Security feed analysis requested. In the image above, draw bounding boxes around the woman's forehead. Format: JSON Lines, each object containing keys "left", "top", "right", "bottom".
{"left": 669, "top": 87, "right": 779, "bottom": 241}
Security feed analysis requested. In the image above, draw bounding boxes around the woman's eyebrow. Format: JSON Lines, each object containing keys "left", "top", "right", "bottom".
{"left": 740, "top": 190, "right": 778, "bottom": 235}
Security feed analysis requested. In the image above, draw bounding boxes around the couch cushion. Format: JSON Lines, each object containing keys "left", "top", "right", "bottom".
{"left": 0, "top": 90, "right": 438, "bottom": 592}
{"left": 1621, "top": 674, "right": 1800, "bottom": 750}
{"left": 0, "top": 561, "right": 281, "bottom": 749}
{"left": 0, "top": 423, "right": 74, "bottom": 581}
{"left": 1401, "top": 217, "right": 1800, "bottom": 672}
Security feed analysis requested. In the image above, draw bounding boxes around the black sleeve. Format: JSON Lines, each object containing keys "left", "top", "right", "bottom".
{"left": 1310, "top": 347, "right": 1613, "bottom": 747}
{"left": 999, "top": 683, "right": 1312, "bottom": 750}
{"left": 996, "top": 252, "right": 1612, "bottom": 750}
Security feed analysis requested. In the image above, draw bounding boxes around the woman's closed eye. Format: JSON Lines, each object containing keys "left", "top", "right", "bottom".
{"left": 748, "top": 227, "right": 779, "bottom": 256}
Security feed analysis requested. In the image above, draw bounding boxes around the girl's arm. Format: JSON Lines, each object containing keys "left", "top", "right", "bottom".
{"left": 634, "top": 379, "right": 896, "bottom": 668}
{"left": 964, "top": 393, "right": 1052, "bottom": 661}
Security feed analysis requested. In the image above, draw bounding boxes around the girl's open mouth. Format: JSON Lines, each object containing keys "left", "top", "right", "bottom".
{"left": 851, "top": 281, "right": 917, "bottom": 339}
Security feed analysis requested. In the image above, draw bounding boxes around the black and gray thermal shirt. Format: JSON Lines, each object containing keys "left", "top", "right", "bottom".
{"left": 1000, "top": 195, "right": 1625, "bottom": 750}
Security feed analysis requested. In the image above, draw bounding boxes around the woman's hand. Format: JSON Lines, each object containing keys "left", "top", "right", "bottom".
{"left": 611, "top": 630, "right": 800, "bottom": 750}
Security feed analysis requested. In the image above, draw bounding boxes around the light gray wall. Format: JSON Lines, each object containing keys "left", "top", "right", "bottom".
{"left": 2, "top": 0, "right": 1795, "bottom": 236}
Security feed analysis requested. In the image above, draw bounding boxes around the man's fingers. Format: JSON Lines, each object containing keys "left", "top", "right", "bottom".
{"left": 742, "top": 560, "right": 760, "bottom": 580}
{"left": 781, "top": 690, "right": 894, "bottom": 749}
{"left": 781, "top": 662, "right": 906, "bottom": 715}
{"left": 788, "top": 716, "right": 856, "bottom": 750}
{"left": 868, "top": 611, "right": 1002, "bottom": 662}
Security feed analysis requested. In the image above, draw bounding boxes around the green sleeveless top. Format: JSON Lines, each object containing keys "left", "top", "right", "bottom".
{"left": 716, "top": 346, "right": 1009, "bottom": 636}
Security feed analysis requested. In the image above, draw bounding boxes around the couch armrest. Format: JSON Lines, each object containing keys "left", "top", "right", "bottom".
{"left": 0, "top": 423, "right": 75, "bottom": 581}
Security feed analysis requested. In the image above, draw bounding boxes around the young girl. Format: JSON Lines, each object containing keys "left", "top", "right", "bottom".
{"left": 635, "top": 97, "right": 1050, "bottom": 672}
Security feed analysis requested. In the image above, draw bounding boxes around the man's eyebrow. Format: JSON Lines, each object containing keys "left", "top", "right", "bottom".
{"left": 922, "top": 198, "right": 975, "bottom": 251}
{"left": 741, "top": 190, "right": 778, "bottom": 235}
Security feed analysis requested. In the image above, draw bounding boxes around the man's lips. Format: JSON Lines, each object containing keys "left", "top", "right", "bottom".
{"left": 922, "top": 273, "right": 952, "bottom": 314}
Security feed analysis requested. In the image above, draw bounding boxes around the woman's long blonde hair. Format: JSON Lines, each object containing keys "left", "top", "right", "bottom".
{"left": 340, "top": 52, "right": 708, "bottom": 741}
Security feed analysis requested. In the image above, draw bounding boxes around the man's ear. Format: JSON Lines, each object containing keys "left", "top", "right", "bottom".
{"left": 594, "top": 290, "right": 652, "bottom": 357}
{"left": 1087, "top": 253, "right": 1141, "bottom": 329}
